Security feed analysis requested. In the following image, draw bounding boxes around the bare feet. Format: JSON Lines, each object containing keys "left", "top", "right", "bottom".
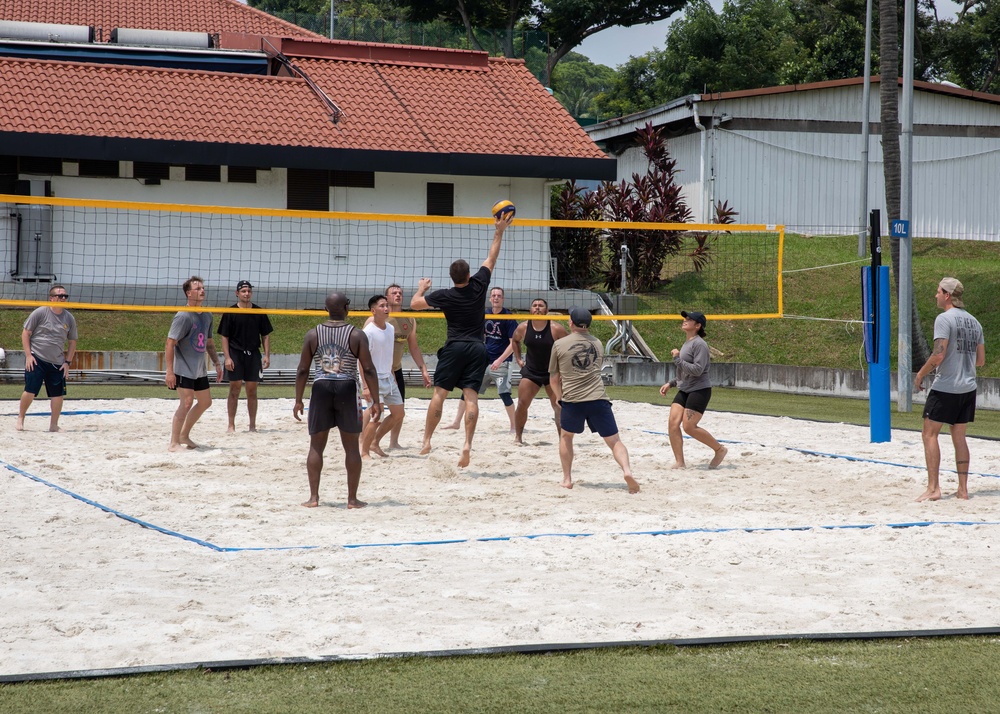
{"left": 347, "top": 498, "right": 368, "bottom": 509}
{"left": 956, "top": 489, "right": 970, "bottom": 500}
{"left": 442, "top": 423, "right": 460, "bottom": 431}
{"left": 227, "top": 425, "right": 236, "bottom": 433}
{"left": 624, "top": 475, "right": 640, "bottom": 494}
{"left": 560, "top": 477, "right": 573, "bottom": 490}
{"left": 168, "top": 442, "right": 188, "bottom": 452}
{"left": 916, "top": 488, "right": 942, "bottom": 502}
{"left": 709, "top": 446, "right": 728, "bottom": 469}
{"left": 301, "top": 498, "right": 319, "bottom": 508}
{"left": 15, "top": 417, "right": 24, "bottom": 431}
{"left": 419, "top": 442, "right": 432, "bottom": 456}
{"left": 371, "top": 445, "right": 388, "bottom": 458}
{"left": 181, "top": 437, "right": 200, "bottom": 449}
{"left": 458, "top": 447, "right": 471, "bottom": 468}
{"left": 670, "top": 461, "right": 685, "bottom": 469}
{"left": 249, "top": 426, "right": 257, "bottom": 433}
{"left": 388, "top": 442, "right": 406, "bottom": 450}
{"left": 48, "top": 425, "right": 62, "bottom": 433}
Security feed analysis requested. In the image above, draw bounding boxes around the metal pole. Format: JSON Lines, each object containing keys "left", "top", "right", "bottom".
{"left": 898, "top": 0, "right": 915, "bottom": 411}
{"left": 858, "top": 0, "right": 874, "bottom": 257}
{"left": 329, "top": 1, "right": 335, "bottom": 39}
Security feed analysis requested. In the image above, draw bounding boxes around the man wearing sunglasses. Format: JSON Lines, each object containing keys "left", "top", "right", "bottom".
{"left": 16, "top": 285, "right": 78, "bottom": 432}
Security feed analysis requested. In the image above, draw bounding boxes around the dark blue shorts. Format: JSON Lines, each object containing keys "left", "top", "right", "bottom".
{"left": 560, "top": 399, "right": 619, "bottom": 437}
{"left": 434, "top": 340, "right": 488, "bottom": 392}
{"left": 923, "top": 389, "right": 976, "bottom": 425}
{"left": 24, "top": 356, "right": 66, "bottom": 398}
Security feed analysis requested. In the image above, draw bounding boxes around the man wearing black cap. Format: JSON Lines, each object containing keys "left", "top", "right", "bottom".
{"left": 659, "top": 310, "right": 727, "bottom": 469}
{"left": 549, "top": 306, "right": 639, "bottom": 494}
{"left": 218, "top": 280, "right": 273, "bottom": 432}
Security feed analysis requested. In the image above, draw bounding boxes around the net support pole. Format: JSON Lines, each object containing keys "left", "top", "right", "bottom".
{"left": 870, "top": 264, "right": 891, "bottom": 443}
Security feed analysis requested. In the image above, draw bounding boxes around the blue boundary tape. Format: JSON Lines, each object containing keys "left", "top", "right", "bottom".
{"left": 3, "top": 409, "right": 143, "bottom": 417}
{"left": 6, "top": 456, "right": 1000, "bottom": 553}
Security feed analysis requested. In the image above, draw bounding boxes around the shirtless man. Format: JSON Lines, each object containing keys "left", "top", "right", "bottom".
{"left": 509, "top": 298, "right": 568, "bottom": 444}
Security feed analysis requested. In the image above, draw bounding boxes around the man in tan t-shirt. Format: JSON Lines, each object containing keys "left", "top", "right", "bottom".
{"left": 548, "top": 306, "right": 639, "bottom": 494}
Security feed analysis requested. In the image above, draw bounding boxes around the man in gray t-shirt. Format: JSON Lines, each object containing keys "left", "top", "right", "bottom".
{"left": 165, "top": 276, "right": 223, "bottom": 452}
{"left": 914, "top": 277, "right": 986, "bottom": 502}
{"left": 17, "top": 285, "right": 78, "bottom": 432}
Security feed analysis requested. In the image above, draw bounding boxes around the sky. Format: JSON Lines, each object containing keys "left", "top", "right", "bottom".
{"left": 575, "top": 0, "right": 963, "bottom": 69}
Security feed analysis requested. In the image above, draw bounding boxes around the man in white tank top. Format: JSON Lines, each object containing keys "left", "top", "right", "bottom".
{"left": 361, "top": 295, "right": 405, "bottom": 458}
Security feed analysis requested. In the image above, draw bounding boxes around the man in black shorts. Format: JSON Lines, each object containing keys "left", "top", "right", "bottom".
{"left": 293, "top": 291, "right": 380, "bottom": 509}
{"left": 218, "top": 280, "right": 273, "bottom": 433}
{"left": 410, "top": 211, "right": 513, "bottom": 467}
{"left": 510, "top": 298, "right": 568, "bottom": 444}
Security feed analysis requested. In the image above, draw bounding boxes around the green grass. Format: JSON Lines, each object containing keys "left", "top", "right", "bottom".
{"left": 3, "top": 234, "right": 996, "bottom": 376}
{"left": 4, "top": 638, "right": 1000, "bottom": 713}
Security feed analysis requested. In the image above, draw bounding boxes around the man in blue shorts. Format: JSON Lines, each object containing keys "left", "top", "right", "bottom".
{"left": 17, "top": 284, "right": 78, "bottom": 432}
{"left": 410, "top": 211, "right": 513, "bottom": 467}
{"left": 914, "top": 277, "right": 985, "bottom": 501}
{"left": 218, "top": 280, "right": 273, "bottom": 433}
{"left": 549, "top": 306, "right": 639, "bottom": 494}
{"left": 165, "top": 276, "right": 223, "bottom": 451}
{"left": 293, "top": 291, "right": 380, "bottom": 509}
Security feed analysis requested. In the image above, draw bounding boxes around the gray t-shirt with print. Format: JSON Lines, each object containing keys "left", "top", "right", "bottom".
{"left": 168, "top": 311, "right": 214, "bottom": 380}
{"left": 931, "top": 308, "right": 984, "bottom": 394}
{"left": 23, "top": 306, "right": 78, "bottom": 365}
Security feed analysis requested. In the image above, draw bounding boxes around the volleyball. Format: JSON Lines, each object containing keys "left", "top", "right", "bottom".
{"left": 491, "top": 200, "right": 516, "bottom": 219}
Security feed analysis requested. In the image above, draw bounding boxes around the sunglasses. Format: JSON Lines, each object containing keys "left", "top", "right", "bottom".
{"left": 51, "top": 294, "right": 69, "bottom": 299}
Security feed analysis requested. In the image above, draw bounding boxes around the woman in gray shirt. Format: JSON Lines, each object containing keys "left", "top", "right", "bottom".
{"left": 659, "top": 310, "right": 727, "bottom": 469}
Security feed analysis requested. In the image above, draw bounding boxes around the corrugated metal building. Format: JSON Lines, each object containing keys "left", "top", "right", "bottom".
{"left": 587, "top": 77, "right": 1000, "bottom": 240}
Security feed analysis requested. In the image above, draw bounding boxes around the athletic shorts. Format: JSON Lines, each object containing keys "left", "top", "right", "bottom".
{"left": 225, "top": 350, "right": 263, "bottom": 383}
{"left": 519, "top": 367, "right": 550, "bottom": 387}
{"left": 171, "top": 375, "right": 210, "bottom": 392}
{"left": 560, "top": 399, "right": 619, "bottom": 437}
{"left": 308, "top": 378, "right": 363, "bottom": 435}
{"left": 673, "top": 387, "right": 712, "bottom": 414}
{"left": 434, "top": 340, "right": 488, "bottom": 392}
{"left": 24, "top": 355, "right": 67, "bottom": 398}
{"left": 394, "top": 367, "right": 406, "bottom": 401}
{"left": 365, "top": 374, "right": 404, "bottom": 408}
{"left": 478, "top": 362, "right": 512, "bottom": 396}
{"left": 923, "top": 388, "right": 977, "bottom": 426}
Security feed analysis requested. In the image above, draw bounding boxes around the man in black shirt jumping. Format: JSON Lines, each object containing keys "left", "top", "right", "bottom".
{"left": 410, "top": 212, "right": 514, "bottom": 467}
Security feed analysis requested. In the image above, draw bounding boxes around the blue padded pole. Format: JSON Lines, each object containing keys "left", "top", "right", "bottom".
{"left": 870, "top": 265, "right": 891, "bottom": 442}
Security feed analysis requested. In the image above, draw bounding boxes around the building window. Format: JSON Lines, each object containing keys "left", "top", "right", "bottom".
{"left": 287, "top": 168, "right": 329, "bottom": 211}
{"left": 228, "top": 166, "right": 258, "bottom": 184}
{"left": 78, "top": 159, "right": 120, "bottom": 178}
{"left": 185, "top": 165, "right": 221, "bottom": 182}
{"left": 134, "top": 162, "right": 170, "bottom": 180}
{"left": 330, "top": 170, "right": 375, "bottom": 188}
{"left": 427, "top": 182, "right": 454, "bottom": 216}
{"left": 19, "top": 157, "right": 63, "bottom": 175}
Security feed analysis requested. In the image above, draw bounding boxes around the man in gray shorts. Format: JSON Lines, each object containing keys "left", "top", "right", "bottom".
{"left": 17, "top": 284, "right": 78, "bottom": 432}
{"left": 914, "top": 277, "right": 985, "bottom": 501}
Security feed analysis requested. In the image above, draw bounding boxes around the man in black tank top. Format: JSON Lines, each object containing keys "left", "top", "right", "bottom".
{"left": 294, "top": 291, "right": 380, "bottom": 509}
{"left": 510, "top": 298, "right": 568, "bottom": 444}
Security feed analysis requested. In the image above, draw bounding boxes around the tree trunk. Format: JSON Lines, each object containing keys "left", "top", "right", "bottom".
{"left": 456, "top": 0, "right": 485, "bottom": 51}
{"left": 878, "top": 0, "right": 930, "bottom": 369}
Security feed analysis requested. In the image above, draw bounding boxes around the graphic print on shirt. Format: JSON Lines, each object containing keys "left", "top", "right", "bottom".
{"left": 569, "top": 341, "right": 599, "bottom": 371}
{"left": 319, "top": 342, "right": 353, "bottom": 378}
{"left": 189, "top": 328, "right": 207, "bottom": 353}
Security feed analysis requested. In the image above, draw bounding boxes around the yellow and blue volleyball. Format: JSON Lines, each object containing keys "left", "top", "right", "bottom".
{"left": 491, "top": 200, "right": 516, "bottom": 219}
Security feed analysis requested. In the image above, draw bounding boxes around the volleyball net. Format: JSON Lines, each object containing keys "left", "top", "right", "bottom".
{"left": 0, "top": 195, "right": 783, "bottom": 320}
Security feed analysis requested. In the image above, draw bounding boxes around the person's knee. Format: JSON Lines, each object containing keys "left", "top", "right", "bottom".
{"left": 500, "top": 393, "right": 514, "bottom": 407}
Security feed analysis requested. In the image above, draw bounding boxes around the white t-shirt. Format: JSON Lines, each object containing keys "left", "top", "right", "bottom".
{"left": 363, "top": 321, "right": 395, "bottom": 378}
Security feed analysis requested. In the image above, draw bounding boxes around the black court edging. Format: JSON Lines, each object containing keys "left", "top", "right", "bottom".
{"left": 4, "top": 626, "right": 1000, "bottom": 684}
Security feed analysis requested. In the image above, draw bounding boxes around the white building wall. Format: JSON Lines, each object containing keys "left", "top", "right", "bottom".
{"left": 0, "top": 167, "right": 553, "bottom": 303}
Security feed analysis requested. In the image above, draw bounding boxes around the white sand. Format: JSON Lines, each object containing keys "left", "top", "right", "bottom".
{"left": 3, "top": 396, "right": 1000, "bottom": 676}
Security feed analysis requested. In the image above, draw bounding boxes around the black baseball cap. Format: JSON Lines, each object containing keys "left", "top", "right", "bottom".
{"left": 680, "top": 310, "right": 706, "bottom": 327}
{"left": 569, "top": 306, "right": 592, "bottom": 327}
{"left": 236, "top": 280, "right": 253, "bottom": 290}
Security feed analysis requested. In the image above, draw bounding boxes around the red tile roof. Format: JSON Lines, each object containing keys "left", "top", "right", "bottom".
{"left": 0, "top": 0, "right": 322, "bottom": 41}
{"left": 0, "top": 1, "right": 612, "bottom": 177}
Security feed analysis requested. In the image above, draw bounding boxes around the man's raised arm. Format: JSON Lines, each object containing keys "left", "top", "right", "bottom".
{"left": 482, "top": 212, "right": 514, "bottom": 274}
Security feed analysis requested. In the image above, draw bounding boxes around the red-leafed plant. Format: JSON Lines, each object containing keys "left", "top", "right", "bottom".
{"left": 549, "top": 180, "right": 603, "bottom": 289}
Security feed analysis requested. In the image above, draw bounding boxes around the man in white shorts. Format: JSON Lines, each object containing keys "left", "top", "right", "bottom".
{"left": 361, "top": 294, "right": 405, "bottom": 457}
